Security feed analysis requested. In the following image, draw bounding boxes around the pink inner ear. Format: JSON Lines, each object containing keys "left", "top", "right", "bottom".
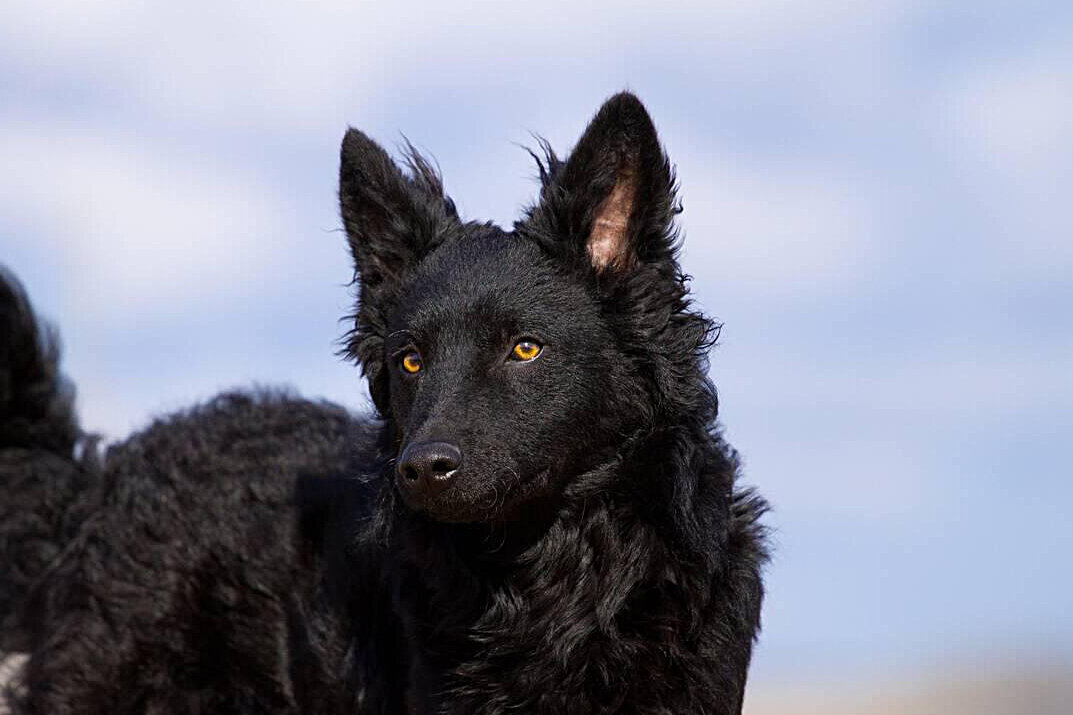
{"left": 588, "top": 168, "right": 635, "bottom": 270}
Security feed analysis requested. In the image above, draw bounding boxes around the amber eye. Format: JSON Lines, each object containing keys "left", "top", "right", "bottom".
{"left": 400, "top": 351, "right": 423, "bottom": 374}
{"left": 510, "top": 340, "right": 542, "bottom": 362}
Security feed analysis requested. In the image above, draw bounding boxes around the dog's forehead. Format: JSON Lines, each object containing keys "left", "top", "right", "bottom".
{"left": 390, "top": 229, "right": 584, "bottom": 336}
{"left": 423, "top": 228, "right": 538, "bottom": 285}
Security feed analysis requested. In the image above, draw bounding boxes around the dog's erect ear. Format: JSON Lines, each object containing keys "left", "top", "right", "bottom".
{"left": 523, "top": 92, "right": 678, "bottom": 273}
{"left": 339, "top": 130, "right": 457, "bottom": 414}
{"left": 338, "top": 129, "right": 455, "bottom": 290}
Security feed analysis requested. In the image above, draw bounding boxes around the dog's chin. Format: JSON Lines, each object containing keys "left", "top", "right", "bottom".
{"left": 397, "top": 481, "right": 500, "bottom": 525}
{"left": 412, "top": 498, "right": 490, "bottom": 524}
{"left": 437, "top": 475, "right": 564, "bottom": 528}
{"left": 399, "top": 469, "right": 556, "bottom": 525}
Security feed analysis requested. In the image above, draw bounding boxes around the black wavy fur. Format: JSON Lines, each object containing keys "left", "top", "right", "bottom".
{"left": 1, "top": 92, "right": 768, "bottom": 714}
{"left": 0, "top": 270, "right": 94, "bottom": 653}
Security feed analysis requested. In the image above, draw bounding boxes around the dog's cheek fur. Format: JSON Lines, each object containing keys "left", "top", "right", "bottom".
{"left": 474, "top": 335, "right": 642, "bottom": 516}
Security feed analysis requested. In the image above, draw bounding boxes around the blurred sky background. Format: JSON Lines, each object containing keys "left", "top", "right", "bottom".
{"left": 2, "top": 1, "right": 1072, "bottom": 711}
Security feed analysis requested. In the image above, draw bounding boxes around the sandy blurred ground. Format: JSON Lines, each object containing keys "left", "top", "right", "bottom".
{"left": 746, "top": 663, "right": 1073, "bottom": 715}
{"left": 3, "top": 652, "right": 1071, "bottom": 713}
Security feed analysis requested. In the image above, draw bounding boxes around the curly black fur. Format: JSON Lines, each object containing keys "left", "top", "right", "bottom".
{"left": 1, "top": 92, "right": 768, "bottom": 714}
{"left": 0, "top": 270, "right": 95, "bottom": 653}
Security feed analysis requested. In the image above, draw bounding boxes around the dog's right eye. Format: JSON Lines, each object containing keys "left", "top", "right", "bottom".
{"left": 400, "top": 351, "right": 423, "bottom": 374}
{"left": 509, "top": 340, "right": 543, "bottom": 362}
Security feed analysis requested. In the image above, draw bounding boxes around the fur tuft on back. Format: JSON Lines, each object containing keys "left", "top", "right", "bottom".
{"left": 0, "top": 269, "right": 79, "bottom": 455}
{"left": 0, "top": 268, "right": 94, "bottom": 652}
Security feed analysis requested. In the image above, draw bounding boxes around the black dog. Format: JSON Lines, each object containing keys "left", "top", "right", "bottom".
{"left": 0, "top": 93, "right": 768, "bottom": 714}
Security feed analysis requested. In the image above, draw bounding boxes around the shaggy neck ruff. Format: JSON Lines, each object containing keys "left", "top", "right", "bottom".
{"left": 377, "top": 422, "right": 734, "bottom": 711}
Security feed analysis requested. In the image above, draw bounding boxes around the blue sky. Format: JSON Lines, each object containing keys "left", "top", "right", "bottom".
{"left": 2, "top": 0, "right": 1071, "bottom": 694}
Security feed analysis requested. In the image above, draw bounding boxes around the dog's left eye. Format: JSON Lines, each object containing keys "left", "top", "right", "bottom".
{"left": 400, "top": 351, "right": 423, "bottom": 374}
{"left": 509, "top": 340, "right": 542, "bottom": 362}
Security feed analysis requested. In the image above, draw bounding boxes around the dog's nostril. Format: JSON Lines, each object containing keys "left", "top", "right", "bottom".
{"left": 431, "top": 458, "right": 456, "bottom": 476}
{"left": 401, "top": 464, "right": 420, "bottom": 481}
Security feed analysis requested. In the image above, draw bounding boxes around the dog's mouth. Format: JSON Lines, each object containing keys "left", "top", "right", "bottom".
{"left": 395, "top": 465, "right": 553, "bottom": 525}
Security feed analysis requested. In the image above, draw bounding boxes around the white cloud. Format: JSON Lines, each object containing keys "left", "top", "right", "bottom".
{"left": 930, "top": 41, "right": 1073, "bottom": 274}
{"left": 0, "top": 0, "right": 917, "bottom": 133}
{"left": 940, "top": 46, "right": 1073, "bottom": 177}
{"left": 718, "top": 341, "right": 1073, "bottom": 417}
{"left": 677, "top": 158, "right": 870, "bottom": 292}
{"left": 0, "top": 116, "right": 285, "bottom": 317}
{"left": 715, "top": 341, "right": 1073, "bottom": 522}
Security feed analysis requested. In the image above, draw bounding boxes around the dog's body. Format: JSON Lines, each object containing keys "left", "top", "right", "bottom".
{"left": 0, "top": 93, "right": 768, "bottom": 714}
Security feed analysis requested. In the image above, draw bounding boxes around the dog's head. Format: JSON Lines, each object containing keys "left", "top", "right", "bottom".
{"left": 340, "top": 93, "right": 716, "bottom": 523}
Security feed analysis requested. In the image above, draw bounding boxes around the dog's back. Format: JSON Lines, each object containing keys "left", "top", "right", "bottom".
{"left": 0, "top": 272, "right": 368, "bottom": 713}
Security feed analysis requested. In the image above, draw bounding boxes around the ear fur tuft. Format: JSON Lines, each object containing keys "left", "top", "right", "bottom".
{"left": 338, "top": 128, "right": 456, "bottom": 290}
{"left": 518, "top": 92, "right": 680, "bottom": 276}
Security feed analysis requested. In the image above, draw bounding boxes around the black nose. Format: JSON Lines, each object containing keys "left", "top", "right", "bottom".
{"left": 396, "top": 441, "right": 462, "bottom": 500}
